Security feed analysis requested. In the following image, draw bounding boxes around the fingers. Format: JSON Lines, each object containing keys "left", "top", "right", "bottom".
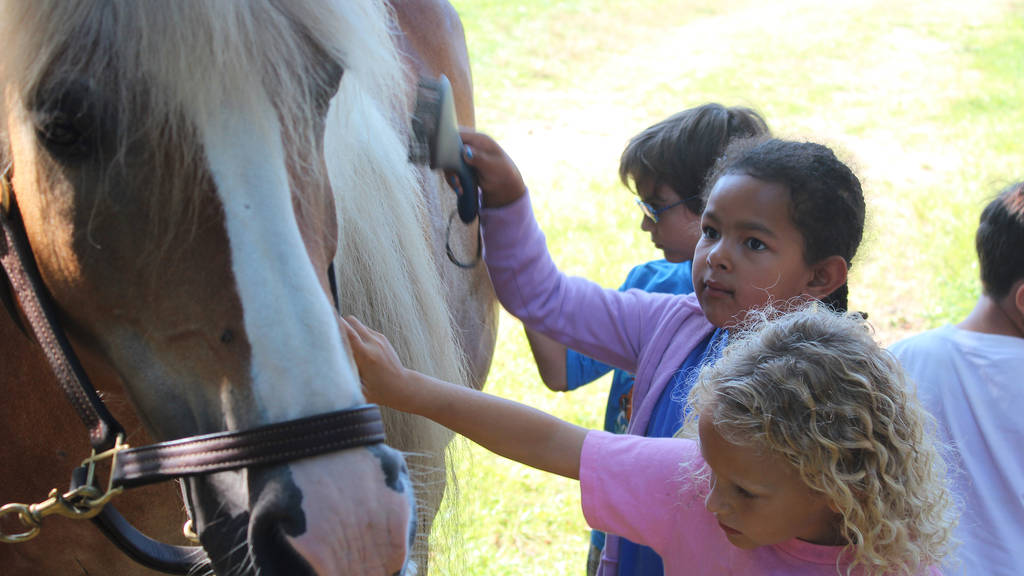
{"left": 341, "top": 315, "right": 401, "bottom": 367}
{"left": 342, "top": 315, "right": 377, "bottom": 342}
{"left": 340, "top": 316, "right": 399, "bottom": 407}
{"left": 458, "top": 131, "right": 499, "bottom": 171}
{"left": 444, "top": 169, "right": 463, "bottom": 196}
{"left": 342, "top": 314, "right": 365, "bottom": 330}
{"left": 339, "top": 315, "right": 365, "bottom": 348}
{"left": 341, "top": 314, "right": 362, "bottom": 336}
{"left": 458, "top": 129, "right": 487, "bottom": 149}
{"left": 458, "top": 131, "right": 494, "bottom": 169}
{"left": 340, "top": 315, "right": 385, "bottom": 357}
{"left": 455, "top": 130, "right": 525, "bottom": 208}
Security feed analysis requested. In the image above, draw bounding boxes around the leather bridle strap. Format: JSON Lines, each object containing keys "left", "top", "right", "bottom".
{"left": 113, "top": 407, "right": 386, "bottom": 488}
{"left": 90, "top": 506, "right": 206, "bottom": 573}
{"left": 1, "top": 173, "right": 388, "bottom": 574}
{"left": 0, "top": 174, "right": 124, "bottom": 452}
{"left": 0, "top": 177, "right": 201, "bottom": 572}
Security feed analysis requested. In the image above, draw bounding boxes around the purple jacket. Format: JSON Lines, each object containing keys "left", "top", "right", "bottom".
{"left": 480, "top": 193, "right": 715, "bottom": 575}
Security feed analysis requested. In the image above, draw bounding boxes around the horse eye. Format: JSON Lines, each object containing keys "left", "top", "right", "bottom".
{"left": 31, "top": 81, "right": 99, "bottom": 160}
{"left": 37, "top": 115, "right": 83, "bottom": 149}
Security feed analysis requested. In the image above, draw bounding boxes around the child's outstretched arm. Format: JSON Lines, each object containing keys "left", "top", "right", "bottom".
{"left": 341, "top": 315, "right": 587, "bottom": 480}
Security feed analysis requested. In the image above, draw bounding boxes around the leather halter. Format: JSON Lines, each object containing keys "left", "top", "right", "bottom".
{"left": 0, "top": 168, "right": 389, "bottom": 573}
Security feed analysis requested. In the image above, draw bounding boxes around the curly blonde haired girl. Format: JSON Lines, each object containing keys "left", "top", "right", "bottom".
{"left": 344, "top": 301, "right": 954, "bottom": 575}
{"left": 682, "top": 304, "right": 955, "bottom": 575}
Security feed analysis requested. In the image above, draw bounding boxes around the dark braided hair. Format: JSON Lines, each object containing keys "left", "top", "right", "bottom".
{"left": 704, "top": 138, "right": 866, "bottom": 311}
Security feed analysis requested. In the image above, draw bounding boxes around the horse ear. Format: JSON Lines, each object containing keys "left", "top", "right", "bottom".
{"left": 806, "top": 255, "right": 848, "bottom": 300}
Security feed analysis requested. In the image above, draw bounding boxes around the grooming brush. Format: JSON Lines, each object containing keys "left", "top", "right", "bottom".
{"left": 410, "top": 74, "right": 479, "bottom": 223}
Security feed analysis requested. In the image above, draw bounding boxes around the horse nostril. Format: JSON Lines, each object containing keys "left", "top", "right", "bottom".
{"left": 197, "top": 511, "right": 251, "bottom": 575}
{"left": 249, "top": 468, "right": 315, "bottom": 576}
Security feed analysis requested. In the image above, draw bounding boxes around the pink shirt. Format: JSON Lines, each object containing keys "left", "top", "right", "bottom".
{"left": 580, "top": 431, "right": 941, "bottom": 576}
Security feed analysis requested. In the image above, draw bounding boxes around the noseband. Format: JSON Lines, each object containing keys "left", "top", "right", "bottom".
{"left": 0, "top": 169, "right": 389, "bottom": 574}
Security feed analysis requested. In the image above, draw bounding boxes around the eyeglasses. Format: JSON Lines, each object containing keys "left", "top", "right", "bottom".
{"left": 635, "top": 198, "right": 687, "bottom": 223}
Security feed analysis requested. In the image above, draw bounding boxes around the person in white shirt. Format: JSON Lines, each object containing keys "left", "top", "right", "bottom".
{"left": 890, "top": 180, "right": 1024, "bottom": 576}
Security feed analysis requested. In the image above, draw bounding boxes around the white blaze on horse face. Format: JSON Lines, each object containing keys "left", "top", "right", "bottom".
{"left": 199, "top": 95, "right": 414, "bottom": 575}
{"left": 199, "top": 93, "right": 360, "bottom": 425}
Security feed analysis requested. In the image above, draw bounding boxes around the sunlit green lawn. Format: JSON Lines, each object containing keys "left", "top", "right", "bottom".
{"left": 430, "top": 1, "right": 1024, "bottom": 573}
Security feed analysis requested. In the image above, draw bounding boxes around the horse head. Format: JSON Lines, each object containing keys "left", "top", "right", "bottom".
{"left": 0, "top": 1, "right": 421, "bottom": 573}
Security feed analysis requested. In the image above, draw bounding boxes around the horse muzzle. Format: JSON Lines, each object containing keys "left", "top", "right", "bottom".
{"left": 188, "top": 444, "right": 416, "bottom": 576}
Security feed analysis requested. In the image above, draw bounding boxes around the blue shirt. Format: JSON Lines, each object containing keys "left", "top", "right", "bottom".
{"left": 645, "top": 328, "right": 728, "bottom": 438}
{"left": 566, "top": 259, "right": 694, "bottom": 433}
{"left": 563, "top": 259, "right": 693, "bottom": 575}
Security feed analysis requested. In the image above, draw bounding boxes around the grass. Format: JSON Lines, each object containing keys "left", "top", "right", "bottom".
{"left": 429, "top": 1, "right": 1024, "bottom": 574}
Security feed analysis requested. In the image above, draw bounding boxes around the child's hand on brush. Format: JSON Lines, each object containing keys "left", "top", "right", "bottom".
{"left": 457, "top": 131, "right": 527, "bottom": 208}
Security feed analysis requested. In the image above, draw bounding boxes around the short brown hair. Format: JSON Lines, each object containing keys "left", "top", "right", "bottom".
{"left": 976, "top": 180, "right": 1024, "bottom": 299}
{"left": 619, "top": 103, "right": 769, "bottom": 215}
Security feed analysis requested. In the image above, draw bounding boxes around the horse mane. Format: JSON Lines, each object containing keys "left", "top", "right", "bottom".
{"left": 321, "top": 9, "right": 472, "bottom": 553}
{"left": 1, "top": 0, "right": 468, "bottom": 556}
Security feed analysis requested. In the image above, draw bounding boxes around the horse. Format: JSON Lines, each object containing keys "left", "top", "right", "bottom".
{"left": 0, "top": 1, "right": 496, "bottom": 574}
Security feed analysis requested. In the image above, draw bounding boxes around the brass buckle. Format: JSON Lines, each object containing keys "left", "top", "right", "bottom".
{"left": 0, "top": 435, "right": 129, "bottom": 543}
{"left": 0, "top": 163, "right": 11, "bottom": 218}
{"left": 182, "top": 519, "right": 200, "bottom": 544}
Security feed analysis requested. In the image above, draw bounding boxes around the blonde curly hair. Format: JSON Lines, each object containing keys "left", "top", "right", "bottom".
{"left": 681, "top": 304, "right": 954, "bottom": 575}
